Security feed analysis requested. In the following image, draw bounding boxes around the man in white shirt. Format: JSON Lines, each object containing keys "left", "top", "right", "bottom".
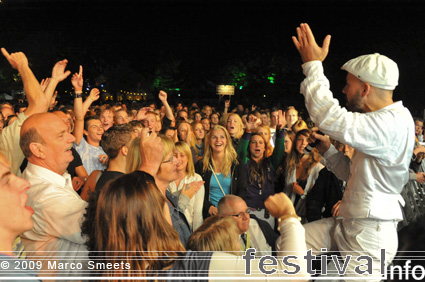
{"left": 20, "top": 112, "right": 88, "bottom": 278}
{"left": 292, "top": 24, "right": 415, "bottom": 280}
{"left": 217, "top": 195, "right": 278, "bottom": 257}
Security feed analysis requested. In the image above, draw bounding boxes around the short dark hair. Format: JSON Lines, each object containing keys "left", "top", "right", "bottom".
{"left": 101, "top": 124, "right": 133, "bottom": 160}
{"left": 84, "top": 115, "right": 101, "bottom": 131}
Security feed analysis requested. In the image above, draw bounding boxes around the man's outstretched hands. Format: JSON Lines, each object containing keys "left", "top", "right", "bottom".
{"left": 292, "top": 23, "right": 331, "bottom": 63}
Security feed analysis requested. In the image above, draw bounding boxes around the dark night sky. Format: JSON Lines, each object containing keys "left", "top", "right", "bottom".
{"left": 1, "top": 0, "right": 425, "bottom": 115}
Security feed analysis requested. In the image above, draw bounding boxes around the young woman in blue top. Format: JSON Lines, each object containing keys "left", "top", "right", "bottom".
{"left": 195, "top": 125, "right": 246, "bottom": 219}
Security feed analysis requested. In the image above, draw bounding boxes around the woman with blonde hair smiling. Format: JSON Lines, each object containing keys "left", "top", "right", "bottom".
{"left": 195, "top": 125, "right": 246, "bottom": 218}
{"left": 168, "top": 141, "right": 205, "bottom": 231}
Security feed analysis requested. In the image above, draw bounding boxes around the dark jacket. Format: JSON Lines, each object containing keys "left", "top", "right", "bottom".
{"left": 195, "top": 158, "right": 247, "bottom": 219}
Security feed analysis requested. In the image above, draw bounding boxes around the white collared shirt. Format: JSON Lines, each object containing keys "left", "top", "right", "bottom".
{"left": 21, "top": 163, "right": 88, "bottom": 277}
{"left": 300, "top": 61, "right": 415, "bottom": 220}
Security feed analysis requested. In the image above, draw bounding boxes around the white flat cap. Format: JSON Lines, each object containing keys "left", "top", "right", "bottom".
{"left": 341, "top": 53, "right": 399, "bottom": 90}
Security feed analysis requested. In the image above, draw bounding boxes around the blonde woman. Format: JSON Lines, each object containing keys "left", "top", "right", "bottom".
{"left": 177, "top": 121, "right": 197, "bottom": 164}
{"left": 168, "top": 142, "right": 205, "bottom": 231}
{"left": 195, "top": 125, "right": 246, "bottom": 218}
{"left": 186, "top": 215, "right": 241, "bottom": 255}
{"left": 126, "top": 136, "right": 192, "bottom": 245}
{"left": 225, "top": 113, "right": 244, "bottom": 148}
{"left": 125, "top": 137, "right": 142, "bottom": 173}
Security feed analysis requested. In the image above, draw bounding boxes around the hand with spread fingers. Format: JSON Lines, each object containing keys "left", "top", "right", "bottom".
{"left": 292, "top": 23, "right": 331, "bottom": 63}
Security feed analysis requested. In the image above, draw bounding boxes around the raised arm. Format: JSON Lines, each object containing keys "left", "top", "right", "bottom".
{"left": 43, "top": 59, "right": 72, "bottom": 110}
{"left": 1, "top": 48, "right": 46, "bottom": 116}
{"left": 83, "top": 88, "right": 100, "bottom": 114}
{"left": 158, "top": 90, "right": 174, "bottom": 122}
{"left": 72, "top": 65, "right": 85, "bottom": 145}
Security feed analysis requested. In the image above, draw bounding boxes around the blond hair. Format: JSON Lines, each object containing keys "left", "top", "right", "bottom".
{"left": 126, "top": 137, "right": 142, "bottom": 173}
{"left": 175, "top": 141, "right": 195, "bottom": 178}
{"left": 225, "top": 113, "right": 244, "bottom": 139}
{"left": 202, "top": 125, "right": 238, "bottom": 177}
{"left": 186, "top": 215, "right": 240, "bottom": 255}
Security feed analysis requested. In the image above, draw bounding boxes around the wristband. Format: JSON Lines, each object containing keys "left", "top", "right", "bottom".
{"left": 74, "top": 92, "right": 83, "bottom": 99}
{"left": 277, "top": 212, "right": 301, "bottom": 231}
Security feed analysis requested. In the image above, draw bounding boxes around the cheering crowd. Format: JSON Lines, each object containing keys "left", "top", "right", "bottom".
{"left": 0, "top": 23, "right": 423, "bottom": 281}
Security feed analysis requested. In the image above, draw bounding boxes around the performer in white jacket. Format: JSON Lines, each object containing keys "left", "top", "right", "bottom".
{"left": 292, "top": 23, "right": 415, "bottom": 281}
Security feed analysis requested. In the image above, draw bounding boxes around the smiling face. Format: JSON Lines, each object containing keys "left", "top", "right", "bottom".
{"left": 284, "top": 137, "right": 293, "bottom": 154}
{"left": 174, "top": 149, "right": 188, "bottom": 173}
{"left": 0, "top": 156, "right": 33, "bottom": 242}
{"left": 157, "top": 152, "right": 179, "bottom": 185}
{"left": 286, "top": 109, "right": 298, "bottom": 128}
{"left": 85, "top": 119, "right": 104, "bottom": 145}
{"left": 249, "top": 134, "right": 266, "bottom": 161}
{"left": 210, "top": 128, "right": 227, "bottom": 153}
{"left": 295, "top": 133, "right": 309, "bottom": 155}
{"left": 210, "top": 113, "right": 219, "bottom": 125}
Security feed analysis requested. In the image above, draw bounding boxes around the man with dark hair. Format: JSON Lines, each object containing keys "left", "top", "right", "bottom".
{"left": 73, "top": 115, "right": 107, "bottom": 174}
{"left": 80, "top": 124, "right": 134, "bottom": 200}
{"left": 20, "top": 113, "right": 88, "bottom": 278}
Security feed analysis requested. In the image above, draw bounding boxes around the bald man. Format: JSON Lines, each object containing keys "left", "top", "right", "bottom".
{"left": 217, "top": 195, "right": 278, "bottom": 256}
{"left": 19, "top": 113, "right": 88, "bottom": 278}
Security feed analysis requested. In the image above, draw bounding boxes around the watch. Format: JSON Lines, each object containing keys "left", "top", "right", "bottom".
{"left": 74, "top": 92, "right": 83, "bottom": 99}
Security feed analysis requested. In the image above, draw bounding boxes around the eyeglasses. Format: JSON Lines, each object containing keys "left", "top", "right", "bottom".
{"left": 162, "top": 156, "right": 174, "bottom": 164}
{"left": 231, "top": 208, "right": 251, "bottom": 218}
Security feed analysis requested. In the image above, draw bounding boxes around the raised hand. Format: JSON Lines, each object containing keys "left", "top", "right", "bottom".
{"left": 71, "top": 65, "right": 83, "bottom": 91}
{"left": 135, "top": 107, "right": 152, "bottom": 121}
{"left": 1, "top": 48, "right": 28, "bottom": 70}
{"left": 88, "top": 88, "right": 100, "bottom": 101}
{"left": 139, "top": 128, "right": 163, "bottom": 176}
{"left": 245, "top": 114, "right": 260, "bottom": 133}
{"left": 51, "top": 59, "right": 71, "bottom": 82}
{"left": 158, "top": 90, "right": 168, "bottom": 102}
{"left": 292, "top": 23, "right": 331, "bottom": 63}
{"left": 276, "top": 110, "right": 286, "bottom": 130}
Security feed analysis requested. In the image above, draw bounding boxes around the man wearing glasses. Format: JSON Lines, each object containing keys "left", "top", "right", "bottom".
{"left": 217, "top": 195, "right": 278, "bottom": 256}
